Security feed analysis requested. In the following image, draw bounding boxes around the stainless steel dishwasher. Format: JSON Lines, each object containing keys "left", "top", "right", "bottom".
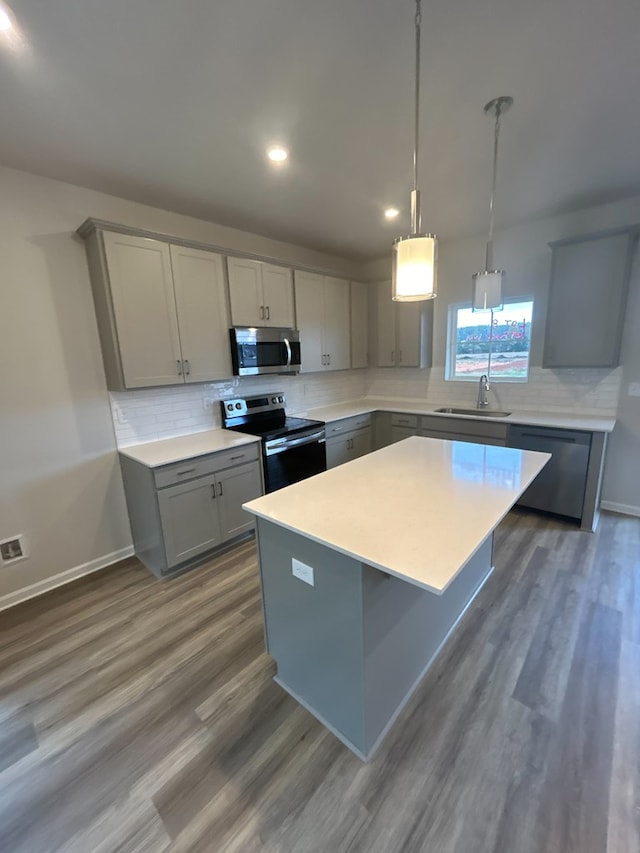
{"left": 508, "top": 425, "right": 592, "bottom": 521}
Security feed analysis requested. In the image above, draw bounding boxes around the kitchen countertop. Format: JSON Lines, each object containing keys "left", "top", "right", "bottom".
{"left": 244, "top": 436, "right": 550, "bottom": 595}
{"left": 293, "top": 397, "right": 616, "bottom": 433}
{"left": 118, "top": 429, "right": 260, "bottom": 468}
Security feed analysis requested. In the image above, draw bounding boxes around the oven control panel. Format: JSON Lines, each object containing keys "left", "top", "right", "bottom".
{"left": 221, "top": 392, "right": 286, "bottom": 423}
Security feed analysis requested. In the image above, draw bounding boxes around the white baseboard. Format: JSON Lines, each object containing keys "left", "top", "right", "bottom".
{"left": 600, "top": 501, "right": 640, "bottom": 519}
{"left": 0, "top": 546, "right": 135, "bottom": 612}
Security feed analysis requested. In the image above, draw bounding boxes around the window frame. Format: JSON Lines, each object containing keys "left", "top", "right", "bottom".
{"left": 445, "top": 297, "right": 534, "bottom": 383}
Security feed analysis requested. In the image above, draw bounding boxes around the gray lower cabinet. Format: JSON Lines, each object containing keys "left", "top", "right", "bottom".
{"left": 120, "top": 444, "right": 262, "bottom": 577}
{"left": 325, "top": 414, "right": 372, "bottom": 469}
{"left": 390, "top": 413, "right": 419, "bottom": 444}
{"left": 419, "top": 415, "right": 508, "bottom": 447}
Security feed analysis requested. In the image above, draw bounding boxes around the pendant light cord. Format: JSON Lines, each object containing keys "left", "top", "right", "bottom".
{"left": 411, "top": 0, "right": 422, "bottom": 235}
{"left": 485, "top": 104, "right": 502, "bottom": 270}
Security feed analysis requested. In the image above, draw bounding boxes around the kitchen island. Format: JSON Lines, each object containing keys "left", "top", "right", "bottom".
{"left": 243, "top": 436, "right": 550, "bottom": 760}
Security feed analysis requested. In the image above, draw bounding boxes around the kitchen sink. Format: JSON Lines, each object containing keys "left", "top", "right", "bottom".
{"left": 435, "top": 407, "right": 512, "bottom": 418}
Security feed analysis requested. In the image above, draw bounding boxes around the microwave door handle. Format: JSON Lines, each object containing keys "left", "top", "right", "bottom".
{"left": 283, "top": 337, "right": 292, "bottom": 368}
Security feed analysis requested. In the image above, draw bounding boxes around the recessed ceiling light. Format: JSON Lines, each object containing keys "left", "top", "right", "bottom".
{"left": 267, "top": 147, "right": 289, "bottom": 163}
{"left": 384, "top": 208, "right": 400, "bottom": 220}
{"left": 0, "top": 2, "right": 28, "bottom": 54}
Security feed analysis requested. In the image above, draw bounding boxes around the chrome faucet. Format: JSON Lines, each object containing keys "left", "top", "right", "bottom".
{"left": 477, "top": 374, "right": 490, "bottom": 408}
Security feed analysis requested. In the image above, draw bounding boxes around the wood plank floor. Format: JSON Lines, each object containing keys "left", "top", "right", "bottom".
{"left": 0, "top": 509, "right": 639, "bottom": 852}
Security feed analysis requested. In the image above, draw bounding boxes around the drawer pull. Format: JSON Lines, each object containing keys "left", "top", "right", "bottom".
{"left": 176, "top": 467, "right": 196, "bottom": 476}
{"left": 229, "top": 454, "right": 245, "bottom": 461}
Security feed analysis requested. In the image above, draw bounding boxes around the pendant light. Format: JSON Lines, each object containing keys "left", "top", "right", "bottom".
{"left": 472, "top": 96, "right": 513, "bottom": 312}
{"left": 392, "top": 0, "right": 437, "bottom": 302}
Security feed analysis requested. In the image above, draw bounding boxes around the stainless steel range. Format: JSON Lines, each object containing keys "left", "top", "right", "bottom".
{"left": 221, "top": 392, "right": 326, "bottom": 493}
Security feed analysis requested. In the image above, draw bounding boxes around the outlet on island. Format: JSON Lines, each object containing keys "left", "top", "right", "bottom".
{"left": 292, "top": 558, "right": 314, "bottom": 587}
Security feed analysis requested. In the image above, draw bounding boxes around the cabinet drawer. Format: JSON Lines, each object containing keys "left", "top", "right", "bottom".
{"left": 154, "top": 455, "right": 219, "bottom": 488}
{"left": 212, "top": 443, "right": 260, "bottom": 472}
{"left": 325, "top": 413, "right": 372, "bottom": 436}
{"left": 154, "top": 443, "right": 259, "bottom": 488}
{"left": 421, "top": 415, "right": 508, "bottom": 442}
{"left": 391, "top": 413, "right": 419, "bottom": 429}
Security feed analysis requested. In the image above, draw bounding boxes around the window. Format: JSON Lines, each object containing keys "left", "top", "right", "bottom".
{"left": 447, "top": 299, "right": 533, "bottom": 381}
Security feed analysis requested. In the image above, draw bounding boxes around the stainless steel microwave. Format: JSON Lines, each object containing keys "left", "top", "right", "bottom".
{"left": 229, "top": 327, "right": 301, "bottom": 376}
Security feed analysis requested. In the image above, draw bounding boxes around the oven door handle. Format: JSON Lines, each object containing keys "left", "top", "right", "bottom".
{"left": 283, "top": 337, "right": 292, "bottom": 369}
{"left": 265, "top": 430, "right": 325, "bottom": 456}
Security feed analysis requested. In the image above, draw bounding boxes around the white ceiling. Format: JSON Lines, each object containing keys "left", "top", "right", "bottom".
{"left": 1, "top": 0, "right": 639, "bottom": 261}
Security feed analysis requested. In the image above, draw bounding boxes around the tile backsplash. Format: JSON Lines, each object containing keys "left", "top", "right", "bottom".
{"left": 110, "top": 366, "right": 620, "bottom": 447}
{"left": 110, "top": 371, "right": 367, "bottom": 446}
{"left": 365, "top": 366, "right": 622, "bottom": 416}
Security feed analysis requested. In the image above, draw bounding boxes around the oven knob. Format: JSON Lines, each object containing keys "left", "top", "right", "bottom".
{"left": 226, "top": 403, "right": 233, "bottom": 411}
{"left": 235, "top": 403, "right": 242, "bottom": 410}
{"left": 271, "top": 397, "right": 277, "bottom": 404}
{"left": 278, "top": 396, "right": 284, "bottom": 403}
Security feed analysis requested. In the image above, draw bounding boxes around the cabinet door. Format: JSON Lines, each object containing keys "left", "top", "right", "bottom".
{"left": 350, "top": 281, "right": 369, "bottom": 369}
{"left": 216, "top": 461, "right": 263, "bottom": 541}
{"left": 391, "top": 425, "right": 418, "bottom": 443}
{"left": 157, "top": 475, "right": 221, "bottom": 568}
{"left": 103, "top": 231, "right": 183, "bottom": 388}
{"left": 295, "top": 271, "right": 325, "bottom": 372}
{"left": 323, "top": 277, "right": 351, "bottom": 370}
{"left": 170, "top": 246, "right": 231, "bottom": 382}
{"left": 396, "top": 302, "right": 421, "bottom": 367}
{"left": 351, "top": 428, "right": 372, "bottom": 460}
{"left": 376, "top": 281, "right": 396, "bottom": 367}
{"left": 543, "top": 232, "right": 633, "bottom": 368}
{"left": 262, "top": 264, "right": 294, "bottom": 327}
{"left": 227, "top": 257, "right": 263, "bottom": 326}
{"left": 325, "top": 434, "right": 352, "bottom": 469}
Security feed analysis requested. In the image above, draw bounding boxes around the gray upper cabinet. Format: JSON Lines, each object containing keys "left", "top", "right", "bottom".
{"left": 350, "top": 281, "right": 369, "bottom": 369}
{"left": 79, "top": 223, "right": 231, "bottom": 390}
{"left": 295, "top": 271, "right": 351, "bottom": 372}
{"left": 226, "top": 256, "right": 294, "bottom": 328}
{"left": 374, "top": 280, "right": 433, "bottom": 368}
{"left": 543, "top": 228, "right": 637, "bottom": 368}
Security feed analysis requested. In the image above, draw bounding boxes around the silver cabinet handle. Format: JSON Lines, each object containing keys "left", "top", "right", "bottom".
{"left": 211, "top": 483, "right": 216, "bottom": 499}
{"left": 177, "top": 359, "right": 183, "bottom": 376}
{"left": 229, "top": 454, "right": 244, "bottom": 461}
{"left": 177, "top": 467, "right": 196, "bottom": 476}
{"left": 217, "top": 481, "right": 223, "bottom": 497}
{"left": 391, "top": 350, "right": 395, "bottom": 364}
{"left": 259, "top": 305, "right": 265, "bottom": 320}
{"left": 184, "top": 359, "right": 190, "bottom": 376}
{"left": 265, "top": 306, "right": 270, "bottom": 320}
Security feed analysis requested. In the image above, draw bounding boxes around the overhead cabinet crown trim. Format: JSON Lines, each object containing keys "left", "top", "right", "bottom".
{"left": 76, "top": 218, "right": 361, "bottom": 281}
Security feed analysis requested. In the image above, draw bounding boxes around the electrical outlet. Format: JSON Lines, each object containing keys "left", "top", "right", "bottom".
{"left": 292, "top": 558, "right": 314, "bottom": 587}
{"left": 0, "top": 535, "right": 27, "bottom": 565}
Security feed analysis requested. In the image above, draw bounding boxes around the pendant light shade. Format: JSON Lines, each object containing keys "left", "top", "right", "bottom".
{"left": 393, "top": 234, "right": 437, "bottom": 301}
{"left": 472, "top": 96, "right": 513, "bottom": 313}
{"left": 472, "top": 270, "right": 504, "bottom": 311}
{"left": 392, "top": 0, "right": 438, "bottom": 302}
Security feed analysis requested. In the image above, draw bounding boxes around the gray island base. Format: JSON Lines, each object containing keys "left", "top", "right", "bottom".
{"left": 257, "top": 518, "right": 493, "bottom": 760}
{"left": 244, "top": 436, "right": 551, "bottom": 761}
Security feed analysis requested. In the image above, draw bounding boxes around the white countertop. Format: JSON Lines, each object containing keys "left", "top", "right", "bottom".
{"left": 118, "top": 429, "right": 260, "bottom": 468}
{"left": 244, "top": 436, "right": 550, "bottom": 595}
{"left": 294, "top": 397, "right": 616, "bottom": 433}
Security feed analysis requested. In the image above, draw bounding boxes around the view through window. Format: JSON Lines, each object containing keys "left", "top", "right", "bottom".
{"left": 448, "top": 299, "right": 533, "bottom": 381}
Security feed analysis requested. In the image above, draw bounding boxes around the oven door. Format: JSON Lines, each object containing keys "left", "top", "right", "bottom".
{"left": 264, "top": 432, "right": 327, "bottom": 493}
{"left": 230, "top": 327, "right": 301, "bottom": 376}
